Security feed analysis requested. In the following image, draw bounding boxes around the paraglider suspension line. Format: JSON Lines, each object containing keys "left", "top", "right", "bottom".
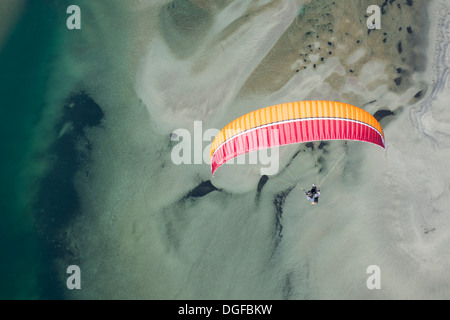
{"left": 275, "top": 145, "right": 346, "bottom": 194}
{"left": 278, "top": 159, "right": 307, "bottom": 193}
{"left": 318, "top": 150, "right": 346, "bottom": 188}
{"left": 313, "top": 142, "right": 320, "bottom": 186}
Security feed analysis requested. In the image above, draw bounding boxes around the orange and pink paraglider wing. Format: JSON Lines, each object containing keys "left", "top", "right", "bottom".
{"left": 210, "top": 100, "right": 385, "bottom": 175}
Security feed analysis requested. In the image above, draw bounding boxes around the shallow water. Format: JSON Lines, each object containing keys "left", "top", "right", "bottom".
{"left": 0, "top": 0, "right": 66, "bottom": 299}
{"left": 2, "top": 0, "right": 450, "bottom": 300}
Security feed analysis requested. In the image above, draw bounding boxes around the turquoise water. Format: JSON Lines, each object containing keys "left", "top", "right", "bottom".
{"left": 0, "top": 1, "right": 64, "bottom": 299}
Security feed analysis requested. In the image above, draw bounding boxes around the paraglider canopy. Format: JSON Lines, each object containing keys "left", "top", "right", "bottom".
{"left": 210, "top": 100, "right": 385, "bottom": 175}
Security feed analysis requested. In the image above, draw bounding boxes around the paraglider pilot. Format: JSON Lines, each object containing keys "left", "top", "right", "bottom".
{"left": 306, "top": 184, "right": 320, "bottom": 204}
